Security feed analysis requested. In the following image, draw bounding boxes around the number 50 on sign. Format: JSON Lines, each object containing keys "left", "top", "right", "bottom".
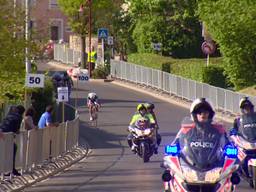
{"left": 25, "top": 73, "right": 45, "bottom": 88}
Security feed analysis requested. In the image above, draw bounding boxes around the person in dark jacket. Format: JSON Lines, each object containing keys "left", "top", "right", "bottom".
{"left": 0, "top": 105, "right": 25, "bottom": 176}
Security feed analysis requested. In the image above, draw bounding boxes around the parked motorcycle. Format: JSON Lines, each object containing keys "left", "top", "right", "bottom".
{"left": 161, "top": 143, "right": 240, "bottom": 192}
{"left": 230, "top": 132, "right": 256, "bottom": 189}
{"left": 129, "top": 118, "right": 156, "bottom": 162}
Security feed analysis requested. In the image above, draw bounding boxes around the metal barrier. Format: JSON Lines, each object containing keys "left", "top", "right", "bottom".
{"left": 54, "top": 44, "right": 81, "bottom": 65}
{"left": 0, "top": 103, "right": 79, "bottom": 176}
{"left": 110, "top": 60, "right": 256, "bottom": 114}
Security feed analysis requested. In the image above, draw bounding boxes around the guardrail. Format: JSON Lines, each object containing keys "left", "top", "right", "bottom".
{"left": 0, "top": 103, "right": 79, "bottom": 178}
{"left": 54, "top": 44, "right": 81, "bottom": 65}
{"left": 110, "top": 60, "right": 256, "bottom": 114}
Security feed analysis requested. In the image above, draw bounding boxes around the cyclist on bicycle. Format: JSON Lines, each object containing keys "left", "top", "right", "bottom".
{"left": 87, "top": 92, "right": 100, "bottom": 121}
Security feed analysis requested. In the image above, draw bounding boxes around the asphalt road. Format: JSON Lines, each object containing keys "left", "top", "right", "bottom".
{"left": 23, "top": 62, "right": 252, "bottom": 192}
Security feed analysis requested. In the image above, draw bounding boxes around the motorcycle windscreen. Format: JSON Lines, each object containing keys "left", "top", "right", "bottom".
{"left": 240, "top": 113, "right": 256, "bottom": 142}
{"left": 180, "top": 128, "right": 222, "bottom": 170}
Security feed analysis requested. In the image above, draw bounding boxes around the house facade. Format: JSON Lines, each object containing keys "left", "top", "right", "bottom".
{"left": 28, "top": 0, "right": 73, "bottom": 42}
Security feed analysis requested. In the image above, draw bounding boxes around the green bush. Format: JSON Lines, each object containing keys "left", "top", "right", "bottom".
{"left": 30, "top": 77, "right": 55, "bottom": 124}
{"left": 92, "top": 64, "right": 110, "bottom": 79}
{"left": 161, "top": 62, "right": 171, "bottom": 73}
{"left": 202, "top": 66, "right": 228, "bottom": 88}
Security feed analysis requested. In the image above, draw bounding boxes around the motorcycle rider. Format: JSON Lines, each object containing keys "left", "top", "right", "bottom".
{"left": 173, "top": 98, "right": 229, "bottom": 167}
{"left": 87, "top": 92, "right": 100, "bottom": 121}
{"left": 128, "top": 103, "right": 157, "bottom": 153}
{"left": 230, "top": 97, "right": 256, "bottom": 176}
{"left": 230, "top": 97, "right": 256, "bottom": 135}
{"left": 144, "top": 102, "right": 161, "bottom": 151}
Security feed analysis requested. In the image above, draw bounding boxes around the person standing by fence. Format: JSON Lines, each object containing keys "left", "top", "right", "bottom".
{"left": 23, "top": 106, "right": 37, "bottom": 131}
{"left": 0, "top": 105, "right": 25, "bottom": 176}
{"left": 38, "top": 105, "right": 59, "bottom": 129}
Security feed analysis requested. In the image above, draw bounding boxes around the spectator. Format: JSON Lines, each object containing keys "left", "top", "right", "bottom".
{"left": 62, "top": 72, "right": 73, "bottom": 100}
{"left": 23, "top": 106, "right": 37, "bottom": 131}
{"left": 38, "top": 105, "right": 59, "bottom": 129}
{"left": 0, "top": 105, "right": 25, "bottom": 176}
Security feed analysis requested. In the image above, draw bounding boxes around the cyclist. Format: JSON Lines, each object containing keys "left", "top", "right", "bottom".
{"left": 87, "top": 92, "right": 100, "bottom": 121}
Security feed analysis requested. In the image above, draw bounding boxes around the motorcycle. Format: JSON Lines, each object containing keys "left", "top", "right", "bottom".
{"left": 129, "top": 118, "right": 156, "bottom": 162}
{"left": 230, "top": 130, "right": 256, "bottom": 189}
{"left": 161, "top": 143, "right": 240, "bottom": 192}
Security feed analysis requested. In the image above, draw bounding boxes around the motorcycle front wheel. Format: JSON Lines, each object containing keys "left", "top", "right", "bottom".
{"left": 251, "top": 166, "right": 256, "bottom": 190}
{"left": 140, "top": 142, "right": 150, "bottom": 163}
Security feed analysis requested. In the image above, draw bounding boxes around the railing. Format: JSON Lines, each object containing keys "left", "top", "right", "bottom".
{"left": 110, "top": 60, "right": 256, "bottom": 114}
{"left": 0, "top": 103, "right": 79, "bottom": 177}
{"left": 54, "top": 44, "right": 81, "bottom": 65}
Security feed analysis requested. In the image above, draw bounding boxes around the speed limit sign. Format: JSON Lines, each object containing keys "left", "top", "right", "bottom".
{"left": 25, "top": 73, "right": 45, "bottom": 88}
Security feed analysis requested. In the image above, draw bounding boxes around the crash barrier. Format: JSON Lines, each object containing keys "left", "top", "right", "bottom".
{"left": 0, "top": 103, "right": 79, "bottom": 177}
{"left": 54, "top": 44, "right": 81, "bottom": 65}
{"left": 110, "top": 60, "right": 256, "bottom": 114}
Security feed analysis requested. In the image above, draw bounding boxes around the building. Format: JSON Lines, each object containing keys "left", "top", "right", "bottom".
{"left": 28, "top": 0, "right": 73, "bottom": 42}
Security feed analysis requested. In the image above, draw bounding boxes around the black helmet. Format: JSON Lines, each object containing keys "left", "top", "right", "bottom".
{"left": 144, "top": 102, "right": 155, "bottom": 110}
{"left": 190, "top": 98, "right": 215, "bottom": 121}
{"left": 239, "top": 97, "right": 254, "bottom": 110}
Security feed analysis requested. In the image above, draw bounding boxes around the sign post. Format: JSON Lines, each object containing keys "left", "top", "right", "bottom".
{"left": 201, "top": 41, "right": 216, "bottom": 67}
{"left": 57, "top": 87, "right": 69, "bottom": 122}
{"left": 75, "top": 72, "right": 90, "bottom": 109}
{"left": 98, "top": 28, "right": 108, "bottom": 64}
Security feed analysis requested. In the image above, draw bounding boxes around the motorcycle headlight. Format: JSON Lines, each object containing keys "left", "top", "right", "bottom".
{"left": 205, "top": 168, "right": 222, "bottom": 183}
{"left": 182, "top": 167, "right": 198, "bottom": 182}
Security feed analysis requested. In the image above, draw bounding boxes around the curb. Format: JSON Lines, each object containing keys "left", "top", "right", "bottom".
{"left": 0, "top": 146, "right": 89, "bottom": 192}
{"left": 110, "top": 79, "right": 235, "bottom": 124}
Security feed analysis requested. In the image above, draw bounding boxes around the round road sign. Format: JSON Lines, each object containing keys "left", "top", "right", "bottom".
{"left": 201, "top": 41, "right": 216, "bottom": 55}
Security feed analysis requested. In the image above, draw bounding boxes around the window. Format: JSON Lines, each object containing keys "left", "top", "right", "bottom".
{"left": 49, "top": 0, "right": 58, "bottom": 9}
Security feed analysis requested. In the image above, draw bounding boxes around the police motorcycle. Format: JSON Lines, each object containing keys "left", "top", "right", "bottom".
{"left": 128, "top": 117, "right": 156, "bottom": 162}
{"left": 161, "top": 139, "right": 240, "bottom": 192}
{"left": 230, "top": 121, "right": 256, "bottom": 189}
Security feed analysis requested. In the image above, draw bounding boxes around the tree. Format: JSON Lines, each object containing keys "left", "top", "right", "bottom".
{"left": 128, "top": 0, "right": 203, "bottom": 58}
{"left": 57, "top": 0, "right": 124, "bottom": 66}
{"left": 198, "top": 0, "right": 256, "bottom": 90}
{"left": 0, "top": 1, "right": 39, "bottom": 102}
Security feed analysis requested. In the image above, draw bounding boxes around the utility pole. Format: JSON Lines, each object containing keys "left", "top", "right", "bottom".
{"left": 25, "top": 0, "right": 31, "bottom": 108}
{"left": 25, "top": 0, "right": 31, "bottom": 73}
{"left": 88, "top": 0, "right": 92, "bottom": 78}
{"left": 79, "top": 4, "right": 86, "bottom": 69}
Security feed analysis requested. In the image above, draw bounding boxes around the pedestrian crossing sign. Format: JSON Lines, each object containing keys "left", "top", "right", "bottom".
{"left": 98, "top": 28, "right": 108, "bottom": 39}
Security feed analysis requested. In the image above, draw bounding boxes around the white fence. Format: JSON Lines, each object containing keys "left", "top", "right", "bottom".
{"left": 54, "top": 44, "right": 81, "bottom": 65}
{"left": 110, "top": 60, "right": 256, "bottom": 114}
{"left": 0, "top": 105, "right": 79, "bottom": 176}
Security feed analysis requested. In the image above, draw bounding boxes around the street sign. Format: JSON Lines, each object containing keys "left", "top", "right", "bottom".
{"left": 201, "top": 41, "right": 216, "bottom": 55}
{"left": 98, "top": 28, "right": 108, "bottom": 39}
{"left": 152, "top": 43, "right": 162, "bottom": 51}
{"left": 25, "top": 73, "right": 45, "bottom": 88}
{"left": 107, "top": 36, "right": 113, "bottom": 45}
{"left": 78, "top": 73, "right": 89, "bottom": 82}
{"left": 57, "top": 87, "right": 69, "bottom": 102}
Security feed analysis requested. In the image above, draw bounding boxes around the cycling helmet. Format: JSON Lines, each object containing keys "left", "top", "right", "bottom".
{"left": 137, "top": 103, "right": 146, "bottom": 112}
{"left": 190, "top": 98, "right": 215, "bottom": 121}
{"left": 144, "top": 102, "right": 155, "bottom": 110}
{"left": 88, "top": 92, "right": 97, "bottom": 99}
{"left": 239, "top": 97, "right": 254, "bottom": 109}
